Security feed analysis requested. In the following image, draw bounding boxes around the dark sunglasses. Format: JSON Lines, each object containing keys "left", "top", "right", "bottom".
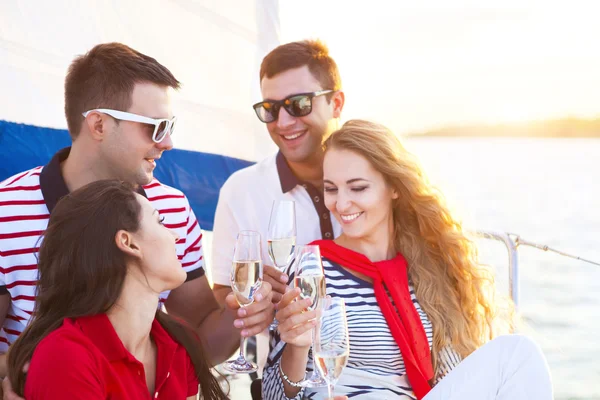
{"left": 252, "top": 90, "right": 334, "bottom": 123}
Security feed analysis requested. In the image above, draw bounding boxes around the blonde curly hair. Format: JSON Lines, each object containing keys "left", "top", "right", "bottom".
{"left": 323, "top": 119, "right": 514, "bottom": 374}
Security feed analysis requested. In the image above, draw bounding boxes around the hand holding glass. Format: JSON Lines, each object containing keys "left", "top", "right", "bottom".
{"left": 267, "top": 200, "right": 296, "bottom": 330}
{"left": 293, "top": 245, "right": 327, "bottom": 387}
{"left": 223, "top": 230, "right": 263, "bottom": 374}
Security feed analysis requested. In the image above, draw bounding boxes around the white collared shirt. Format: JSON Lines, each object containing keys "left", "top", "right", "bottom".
{"left": 210, "top": 152, "right": 341, "bottom": 286}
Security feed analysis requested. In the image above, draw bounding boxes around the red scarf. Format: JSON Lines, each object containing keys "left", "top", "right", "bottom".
{"left": 311, "top": 240, "right": 433, "bottom": 399}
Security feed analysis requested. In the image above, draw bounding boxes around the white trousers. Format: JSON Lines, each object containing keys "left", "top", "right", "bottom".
{"left": 424, "top": 335, "right": 553, "bottom": 400}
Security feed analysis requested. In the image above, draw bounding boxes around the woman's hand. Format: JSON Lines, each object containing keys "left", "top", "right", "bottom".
{"left": 276, "top": 287, "right": 317, "bottom": 348}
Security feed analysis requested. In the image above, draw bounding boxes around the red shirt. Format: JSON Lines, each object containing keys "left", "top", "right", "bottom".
{"left": 25, "top": 314, "right": 199, "bottom": 399}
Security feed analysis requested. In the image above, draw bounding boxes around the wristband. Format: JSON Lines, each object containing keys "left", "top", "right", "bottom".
{"left": 279, "top": 360, "right": 305, "bottom": 388}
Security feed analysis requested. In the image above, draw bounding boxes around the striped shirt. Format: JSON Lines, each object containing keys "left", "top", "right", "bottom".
{"left": 263, "top": 258, "right": 463, "bottom": 400}
{"left": 0, "top": 148, "right": 205, "bottom": 352}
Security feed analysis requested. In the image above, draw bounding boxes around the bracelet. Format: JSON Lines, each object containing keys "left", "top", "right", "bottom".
{"left": 279, "top": 360, "right": 304, "bottom": 388}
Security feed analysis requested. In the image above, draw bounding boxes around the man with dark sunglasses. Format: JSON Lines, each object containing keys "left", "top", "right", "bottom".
{"left": 252, "top": 89, "right": 334, "bottom": 124}
{"left": 210, "top": 39, "right": 345, "bottom": 396}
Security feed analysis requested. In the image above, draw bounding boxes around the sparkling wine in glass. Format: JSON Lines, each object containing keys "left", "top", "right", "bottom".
{"left": 314, "top": 297, "right": 350, "bottom": 398}
{"left": 231, "top": 260, "right": 262, "bottom": 307}
{"left": 268, "top": 236, "right": 296, "bottom": 268}
{"left": 293, "top": 274, "right": 326, "bottom": 312}
{"left": 222, "top": 230, "right": 263, "bottom": 374}
{"left": 293, "top": 245, "right": 327, "bottom": 388}
{"left": 267, "top": 200, "right": 296, "bottom": 330}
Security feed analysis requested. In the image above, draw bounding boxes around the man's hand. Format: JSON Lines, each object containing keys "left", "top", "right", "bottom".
{"left": 225, "top": 281, "right": 274, "bottom": 337}
{"left": 263, "top": 264, "right": 288, "bottom": 304}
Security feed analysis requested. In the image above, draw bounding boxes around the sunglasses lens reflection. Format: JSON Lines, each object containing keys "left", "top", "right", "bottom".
{"left": 285, "top": 95, "right": 312, "bottom": 117}
{"left": 256, "top": 103, "right": 278, "bottom": 123}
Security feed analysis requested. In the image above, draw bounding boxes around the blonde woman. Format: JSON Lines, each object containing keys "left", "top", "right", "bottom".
{"left": 262, "top": 120, "right": 553, "bottom": 399}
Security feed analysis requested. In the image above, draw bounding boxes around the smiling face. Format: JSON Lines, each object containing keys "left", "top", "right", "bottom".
{"left": 260, "top": 66, "right": 342, "bottom": 165}
{"left": 323, "top": 148, "right": 398, "bottom": 241}
{"left": 127, "top": 193, "right": 186, "bottom": 292}
{"left": 100, "top": 82, "right": 175, "bottom": 186}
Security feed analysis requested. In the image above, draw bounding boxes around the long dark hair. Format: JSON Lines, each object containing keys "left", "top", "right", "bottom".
{"left": 7, "top": 180, "right": 227, "bottom": 399}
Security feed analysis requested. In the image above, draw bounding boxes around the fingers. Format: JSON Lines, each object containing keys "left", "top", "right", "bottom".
{"left": 1, "top": 377, "right": 9, "bottom": 394}
{"left": 224, "top": 291, "right": 240, "bottom": 311}
{"left": 275, "top": 288, "right": 308, "bottom": 320}
{"left": 270, "top": 290, "right": 283, "bottom": 304}
{"left": 277, "top": 299, "right": 317, "bottom": 332}
{"left": 235, "top": 281, "right": 272, "bottom": 317}
{"left": 236, "top": 306, "right": 274, "bottom": 337}
{"left": 225, "top": 280, "right": 273, "bottom": 314}
{"left": 264, "top": 264, "right": 288, "bottom": 284}
{"left": 275, "top": 287, "right": 301, "bottom": 314}
{"left": 229, "top": 282, "right": 275, "bottom": 336}
{"left": 253, "top": 280, "right": 272, "bottom": 303}
{"left": 276, "top": 291, "right": 317, "bottom": 345}
{"left": 263, "top": 264, "right": 288, "bottom": 303}
{"left": 2, "top": 377, "right": 24, "bottom": 400}
{"left": 278, "top": 319, "right": 317, "bottom": 344}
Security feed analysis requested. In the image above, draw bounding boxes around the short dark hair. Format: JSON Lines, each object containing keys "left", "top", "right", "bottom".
{"left": 260, "top": 39, "right": 341, "bottom": 92}
{"left": 64, "top": 42, "right": 180, "bottom": 139}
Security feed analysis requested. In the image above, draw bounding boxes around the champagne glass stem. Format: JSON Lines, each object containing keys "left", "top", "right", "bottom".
{"left": 235, "top": 336, "right": 246, "bottom": 363}
{"left": 309, "top": 325, "right": 319, "bottom": 380}
{"left": 327, "top": 383, "right": 334, "bottom": 399}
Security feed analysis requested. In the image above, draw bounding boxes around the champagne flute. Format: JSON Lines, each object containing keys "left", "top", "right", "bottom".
{"left": 293, "top": 245, "right": 327, "bottom": 388}
{"left": 223, "top": 230, "right": 263, "bottom": 374}
{"left": 314, "top": 297, "right": 350, "bottom": 398}
{"left": 267, "top": 200, "right": 296, "bottom": 330}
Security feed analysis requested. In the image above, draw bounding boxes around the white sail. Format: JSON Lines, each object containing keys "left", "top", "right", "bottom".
{"left": 0, "top": 0, "right": 281, "bottom": 230}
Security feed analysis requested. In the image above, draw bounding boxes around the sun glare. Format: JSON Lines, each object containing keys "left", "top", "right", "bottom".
{"left": 280, "top": 1, "right": 600, "bottom": 135}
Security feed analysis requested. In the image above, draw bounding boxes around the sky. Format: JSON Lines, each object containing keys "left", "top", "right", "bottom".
{"left": 279, "top": 1, "right": 600, "bottom": 134}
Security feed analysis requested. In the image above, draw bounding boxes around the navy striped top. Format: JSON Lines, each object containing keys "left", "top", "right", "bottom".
{"left": 262, "top": 258, "right": 462, "bottom": 399}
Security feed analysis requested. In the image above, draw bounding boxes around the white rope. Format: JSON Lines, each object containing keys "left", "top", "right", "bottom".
{"left": 509, "top": 233, "right": 600, "bottom": 267}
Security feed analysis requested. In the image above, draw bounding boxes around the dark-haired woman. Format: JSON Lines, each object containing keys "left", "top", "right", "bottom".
{"left": 7, "top": 180, "right": 227, "bottom": 399}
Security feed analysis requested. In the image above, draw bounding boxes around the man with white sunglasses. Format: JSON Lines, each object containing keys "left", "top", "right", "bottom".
{"left": 81, "top": 108, "right": 177, "bottom": 145}
{"left": 0, "top": 42, "right": 274, "bottom": 396}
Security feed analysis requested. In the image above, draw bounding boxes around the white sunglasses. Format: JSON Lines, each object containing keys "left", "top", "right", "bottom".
{"left": 82, "top": 108, "right": 177, "bottom": 143}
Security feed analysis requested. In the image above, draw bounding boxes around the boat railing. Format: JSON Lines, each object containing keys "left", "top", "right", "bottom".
{"left": 476, "top": 230, "right": 600, "bottom": 312}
